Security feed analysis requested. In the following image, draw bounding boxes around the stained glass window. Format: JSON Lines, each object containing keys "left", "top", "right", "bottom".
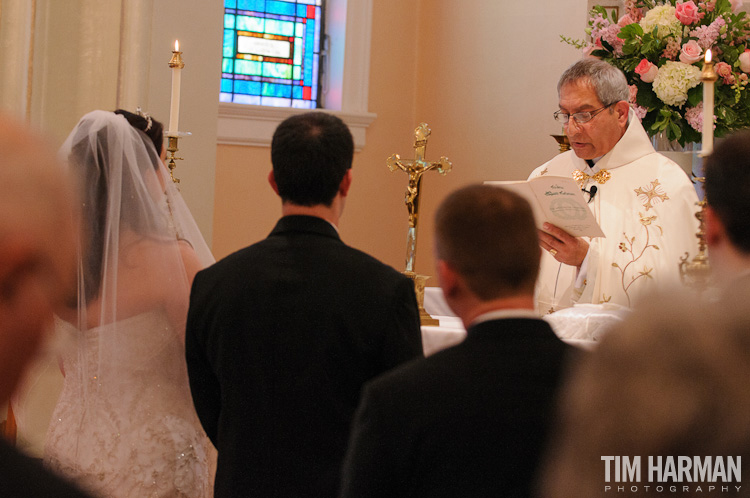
{"left": 221, "top": 0, "right": 324, "bottom": 108}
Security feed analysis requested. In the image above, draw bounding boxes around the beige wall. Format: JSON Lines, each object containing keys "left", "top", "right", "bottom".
{"left": 213, "top": 1, "right": 587, "bottom": 278}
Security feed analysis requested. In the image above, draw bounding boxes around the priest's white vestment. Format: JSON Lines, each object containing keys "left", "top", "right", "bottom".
{"left": 529, "top": 115, "right": 700, "bottom": 312}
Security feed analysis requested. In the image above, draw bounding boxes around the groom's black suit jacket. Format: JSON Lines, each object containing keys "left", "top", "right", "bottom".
{"left": 186, "top": 215, "right": 423, "bottom": 498}
{"left": 340, "top": 318, "right": 578, "bottom": 498}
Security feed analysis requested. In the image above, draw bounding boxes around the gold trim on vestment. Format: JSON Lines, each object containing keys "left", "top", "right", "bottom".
{"left": 572, "top": 169, "right": 611, "bottom": 188}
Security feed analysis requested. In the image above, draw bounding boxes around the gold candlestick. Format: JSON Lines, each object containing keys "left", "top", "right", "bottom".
{"left": 166, "top": 41, "right": 187, "bottom": 184}
{"left": 165, "top": 135, "right": 182, "bottom": 184}
{"left": 388, "top": 123, "right": 452, "bottom": 326}
{"left": 169, "top": 47, "right": 185, "bottom": 70}
{"left": 679, "top": 175, "right": 711, "bottom": 291}
{"left": 551, "top": 134, "right": 570, "bottom": 153}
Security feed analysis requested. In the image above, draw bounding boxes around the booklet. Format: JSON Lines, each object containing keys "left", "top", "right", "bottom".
{"left": 485, "top": 176, "right": 605, "bottom": 238}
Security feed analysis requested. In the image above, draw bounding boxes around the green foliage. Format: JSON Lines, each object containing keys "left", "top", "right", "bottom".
{"left": 560, "top": 35, "right": 587, "bottom": 50}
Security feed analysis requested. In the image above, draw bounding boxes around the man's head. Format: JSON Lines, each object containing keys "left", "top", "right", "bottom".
{"left": 434, "top": 185, "right": 540, "bottom": 317}
{"left": 270, "top": 112, "right": 354, "bottom": 207}
{"left": 703, "top": 130, "right": 750, "bottom": 268}
{"left": 556, "top": 59, "right": 630, "bottom": 160}
{"left": 0, "top": 115, "right": 76, "bottom": 403}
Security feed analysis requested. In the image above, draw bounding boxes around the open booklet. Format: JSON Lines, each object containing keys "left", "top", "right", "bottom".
{"left": 485, "top": 176, "right": 605, "bottom": 238}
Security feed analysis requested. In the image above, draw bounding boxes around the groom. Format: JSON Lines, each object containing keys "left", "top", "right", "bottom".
{"left": 186, "top": 111, "right": 424, "bottom": 497}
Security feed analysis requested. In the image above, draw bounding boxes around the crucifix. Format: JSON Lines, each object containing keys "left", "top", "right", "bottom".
{"left": 388, "top": 123, "right": 452, "bottom": 325}
{"left": 388, "top": 123, "right": 452, "bottom": 272}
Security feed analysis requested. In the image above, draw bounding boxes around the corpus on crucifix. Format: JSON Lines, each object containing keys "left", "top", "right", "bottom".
{"left": 388, "top": 123, "right": 452, "bottom": 325}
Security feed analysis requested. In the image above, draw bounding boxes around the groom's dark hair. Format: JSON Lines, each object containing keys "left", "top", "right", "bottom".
{"left": 271, "top": 112, "right": 353, "bottom": 207}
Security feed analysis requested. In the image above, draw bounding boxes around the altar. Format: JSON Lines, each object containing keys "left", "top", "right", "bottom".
{"left": 420, "top": 287, "right": 628, "bottom": 355}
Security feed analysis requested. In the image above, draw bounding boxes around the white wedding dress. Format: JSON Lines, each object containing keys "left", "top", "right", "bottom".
{"left": 45, "top": 312, "right": 213, "bottom": 498}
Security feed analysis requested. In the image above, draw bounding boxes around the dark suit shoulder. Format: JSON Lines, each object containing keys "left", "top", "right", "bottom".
{"left": 193, "top": 223, "right": 408, "bottom": 297}
{"left": 364, "top": 319, "right": 573, "bottom": 406}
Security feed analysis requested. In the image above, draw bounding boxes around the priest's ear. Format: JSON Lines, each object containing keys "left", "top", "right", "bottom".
{"left": 614, "top": 100, "right": 630, "bottom": 124}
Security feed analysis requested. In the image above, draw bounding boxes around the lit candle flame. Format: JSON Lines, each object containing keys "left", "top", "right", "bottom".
{"left": 705, "top": 48, "right": 712, "bottom": 63}
{"left": 175, "top": 40, "right": 179, "bottom": 52}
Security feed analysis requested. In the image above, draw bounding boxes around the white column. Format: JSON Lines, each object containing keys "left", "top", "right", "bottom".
{"left": 117, "top": 0, "right": 154, "bottom": 111}
{"left": 0, "top": 0, "right": 35, "bottom": 120}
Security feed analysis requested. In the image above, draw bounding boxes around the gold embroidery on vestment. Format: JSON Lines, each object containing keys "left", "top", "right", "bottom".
{"left": 572, "top": 169, "right": 611, "bottom": 188}
{"left": 611, "top": 211, "right": 660, "bottom": 307}
{"left": 634, "top": 179, "right": 669, "bottom": 211}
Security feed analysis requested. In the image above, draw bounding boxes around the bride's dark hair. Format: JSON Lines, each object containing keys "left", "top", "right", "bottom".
{"left": 114, "top": 109, "right": 165, "bottom": 160}
{"left": 68, "top": 111, "right": 167, "bottom": 302}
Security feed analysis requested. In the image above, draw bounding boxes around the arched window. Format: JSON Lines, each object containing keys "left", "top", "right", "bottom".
{"left": 221, "top": 0, "right": 325, "bottom": 108}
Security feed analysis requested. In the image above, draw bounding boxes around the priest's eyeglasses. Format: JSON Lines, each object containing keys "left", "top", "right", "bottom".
{"left": 553, "top": 103, "right": 614, "bottom": 125}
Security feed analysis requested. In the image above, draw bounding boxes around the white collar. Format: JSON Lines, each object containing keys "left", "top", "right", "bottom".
{"left": 595, "top": 109, "right": 656, "bottom": 172}
{"left": 470, "top": 308, "right": 539, "bottom": 327}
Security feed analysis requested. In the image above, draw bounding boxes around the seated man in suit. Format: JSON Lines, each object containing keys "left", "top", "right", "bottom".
{"left": 186, "top": 111, "right": 424, "bottom": 498}
{"left": 339, "top": 184, "right": 579, "bottom": 498}
{"left": 0, "top": 114, "right": 92, "bottom": 497}
{"left": 703, "top": 130, "right": 750, "bottom": 294}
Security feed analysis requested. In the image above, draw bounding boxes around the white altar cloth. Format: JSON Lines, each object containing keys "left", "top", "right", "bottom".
{"left": 421, "top": 287, "right": 623, "bottom": 355}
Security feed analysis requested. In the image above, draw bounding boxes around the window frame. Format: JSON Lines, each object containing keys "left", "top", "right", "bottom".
{"left": 217, "top": 0, "right": 376, "bottom": 150}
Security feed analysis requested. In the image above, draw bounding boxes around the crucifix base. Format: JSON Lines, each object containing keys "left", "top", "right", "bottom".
{"left": 403, "top": 271, "right": 439, "bottom": 326}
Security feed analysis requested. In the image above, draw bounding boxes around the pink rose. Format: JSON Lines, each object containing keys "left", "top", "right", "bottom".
{"left": 729, "top": 0, "right": 744, "bottom": 12}
{"left": 739, "top": 50, "right": 750, "bottom": 73}
{"left": 675, "top": 1, "right": 700, "bottom": 25}
{"left": 679, "top": 40, "right": 704, "bottom": 63}
{"left": 635, "top": 59, "right": 659, "bottom": 83}
{"left": 715, "top": 61, "right": 735, "bottom": 84}
{"left": 618, "top": 14, "right": 634, "bottom": 27}
{"left": 715, "top": 61, "right": 732, "bottom": 78}
{"left": 628, "top": 84, "right": 638, "bottom": 104}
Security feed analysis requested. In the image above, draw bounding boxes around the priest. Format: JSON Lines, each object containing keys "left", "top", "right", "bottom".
{"left": 530, "top": 58, "right": 700, "bottom": 312}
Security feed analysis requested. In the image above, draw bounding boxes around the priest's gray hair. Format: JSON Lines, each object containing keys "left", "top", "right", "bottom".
{"left": 557, "top": 58, "right": 629, "bottom": 106}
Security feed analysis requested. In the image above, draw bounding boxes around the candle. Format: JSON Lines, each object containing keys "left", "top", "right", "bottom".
{"left": 168, "top": 40, "right": 185, "bottom": 134}
{"left": 701, "top": 49, "right": 717, "bottom": 156}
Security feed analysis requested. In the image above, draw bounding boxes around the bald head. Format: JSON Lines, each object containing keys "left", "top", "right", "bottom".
{"left": 0, "top": 114, "right": 76, "bottom": 402}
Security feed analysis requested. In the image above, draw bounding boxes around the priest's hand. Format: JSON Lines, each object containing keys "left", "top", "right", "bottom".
{"left": 538, "top": 222, "right": 589, "bottom": 268}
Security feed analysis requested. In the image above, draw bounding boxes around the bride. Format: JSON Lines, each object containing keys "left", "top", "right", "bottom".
{"left": 44, "top": 110, "right": 216, "bottom": 497}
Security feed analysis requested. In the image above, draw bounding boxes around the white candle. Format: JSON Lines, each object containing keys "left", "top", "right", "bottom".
{"left": 168, "top": 40, "right": 182, "bottom": 134}
{"left": 702, "top": 49, "right": 715, "bottom": 155}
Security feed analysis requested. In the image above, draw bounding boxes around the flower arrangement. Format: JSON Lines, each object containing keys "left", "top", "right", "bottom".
{"left": 563, "top": 0, "right": 750, "bottom": 146}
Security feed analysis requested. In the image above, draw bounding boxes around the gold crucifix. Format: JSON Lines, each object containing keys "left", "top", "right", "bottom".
{"left": 387, "top": 123, "right": 452, "bottom": 273}
{"left": 388, "top": 123, "right": 452, "bottom": 326}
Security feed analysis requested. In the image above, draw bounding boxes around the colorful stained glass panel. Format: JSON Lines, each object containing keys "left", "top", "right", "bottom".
{"left": 222, "top": 0, "right": 324, "bottom": 108}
